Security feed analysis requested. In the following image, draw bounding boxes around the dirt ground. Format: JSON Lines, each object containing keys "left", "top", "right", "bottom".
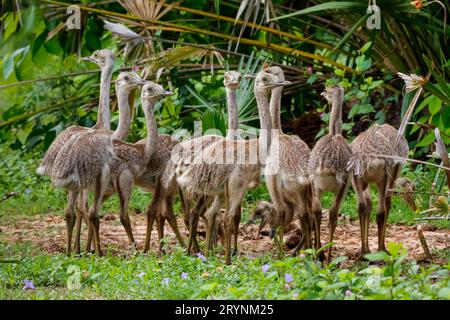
{"left": 1, "top": 212, "right": 449, "bottom": 265}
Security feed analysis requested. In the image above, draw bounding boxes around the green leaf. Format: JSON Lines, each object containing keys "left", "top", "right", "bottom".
{"left": 3, "top": 55, "right": 14, "bottom": 80}
{"left": 364, "top": 251, "right": 390, "bottom": 262}
{"left": 306, "top": 74, "right": 319, "bottom": 85}
{"left": 428, "top": 96, "right": 442, "bottom": 115}
{"left": 423, "top": 54, "right": 450, "bottom": 99}
{"left": 416, "top": 131, "right": 436, "bottom": 147}
{"left": 348, "top": 103, "right": 374, "bottom": 118}
{"left": 271, "top": 2, "right": 366, "bottom": 21}
{"left": 355, "top": 55, "right": 372, "bottom": 73}
{"left": 32, "top": 30, "right": 48, "bottom": 57}
{"left": 2, "top": 46, "right": 30, "bottom": 79}
{"left": 360, "top": 41, "right": 373, "bottom": 54}
{"left": 368, "top": 80, "right": 383, "bottom": 90}
{"left": 441, "top": 106, "right": 450, "bottom": 128}
{"left": 200, "top": 282, "right": 218, "bottom": 293}
{"left": 438, "top": 287, "right": 450, "bottom": 299}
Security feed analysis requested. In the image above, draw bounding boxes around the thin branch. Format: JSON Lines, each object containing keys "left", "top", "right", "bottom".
{"left": 363, "top": 153, "right": 450, "bottom": 171}
{"left": 0, "top": 93, "right": 96, "bottom": 128}
{"left": 389, "top": 189, "right": 449, "bottom": 197}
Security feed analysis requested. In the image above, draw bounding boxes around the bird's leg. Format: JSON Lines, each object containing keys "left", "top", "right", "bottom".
{"left": 157, "top": 214, "right": 165, "bottom": 254}
{"left": 311, "top": 186, "right": 322, "bottom": 251}
{"left": 204, "top": 196, "right": 223, "bottom": 254}
{"left": 327, "top": 179, "right": 349, "bottom": 263}
{"left": 143, "top": 193, "right": 159, "bottom": 253}
{"left": 65, "top": 190, "right": 79, "bottom": 255}
{"left": 232, "top": 206, "right": 241, "bottom": 256}
{"left": 295, "top": 191, "right": 312, "bottom": 254}
{"left": 117, "top": 174, "right": 135, "bottom": 250}
{"left": 376, "top": 173, "right": 389, "bottom": 253}
{"left": 178, "top": 187, "right": 190, "bottom": 230}
{"left": 354, "top": 177, "right": 371, "bottom": 257}
{"left": 378, "top": 165, "right": 401, "bottom": 253}
{"left": 187, "top": 198, "right": 204, "bottom": 255}
{"left": 164, "top": 195, "right": 186, "bottom": 248}
{"left": 89, "top": 167, "right": 109, "bottom": 256}
{"left": 73, "top": 190, "right": 88, "bottom": 254}
{"left": 223, "top": 181, "right": 246, "bottom": 265}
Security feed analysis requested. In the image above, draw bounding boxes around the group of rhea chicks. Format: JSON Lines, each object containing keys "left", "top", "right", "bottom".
{"left": 36, "top": 48, "right": 409, "bottom": 265}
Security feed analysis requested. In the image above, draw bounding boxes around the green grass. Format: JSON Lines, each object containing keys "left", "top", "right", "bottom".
{"left": 1, "top": 241, "right": 449, "bottom": 300}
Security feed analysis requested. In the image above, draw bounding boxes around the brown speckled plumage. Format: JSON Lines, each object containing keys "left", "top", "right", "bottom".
{"left": 51, "top": 72, "right": 145, "bottom": 255}
{"left": 277, "top": 134, "right": 310, "bottom": 178}
{"left": 349, "top": 123, "right": 408, "bottom": 178}
{"left": 134, "top": 134, "right": 179, "bottom": 191}
{"left": 174, "top": 70, "right": 283, "bottom": 264}
{"left": 308, "top": 85, "right": 351, "bottom": 260}
{"left": 349, "top": 122, "right": 409, "bottom": 255}
{"left": 308, "top": 134, "right": 352, "bottom": 184}
{"left": 37, "top": 50, "right": 114, "bottom": 177}
{"left": 52, "top": 129, "right": 114, "bottom": 190}
{"left": 262, "top": 66, "right": 312, "bottom": 252}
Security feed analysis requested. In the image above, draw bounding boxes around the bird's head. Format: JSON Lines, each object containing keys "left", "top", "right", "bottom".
{"left": 223, "top": 71, "right": 242, "bottom": 89}
{"left": 116, "top": 72, "right": 145, "bottom": 91}
{"left": 253, "top": 70, "right": 291, "bottom": 94}
{"left": 141, "top": 81, "right": 173, "bottom": 104}
{"left": 321, "top": 85, "right": 344, "bottom": 104}
{"left": 82, "top": 49, "right": 114, "bottom": 67}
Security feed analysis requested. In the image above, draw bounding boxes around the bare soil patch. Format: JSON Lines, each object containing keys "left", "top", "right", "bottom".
{"left": 1, "top": 213, "right": 448, "bottom": 265}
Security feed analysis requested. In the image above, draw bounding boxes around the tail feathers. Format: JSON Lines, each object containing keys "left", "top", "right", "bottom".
{"left": 52, "top": 173, "right": 80, "bottom": 190}
{"left": 347, "top": 152, "right": 364, "bottom": 177}
{"left": 297, "top": 176, "right": 309, "bottom": 186}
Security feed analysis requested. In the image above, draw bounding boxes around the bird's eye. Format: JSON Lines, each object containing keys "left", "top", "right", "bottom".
{"left": 124, "top": 76, "right": 130, "bottom": 81}
{"left": 93, "top": 52, "right": 98, "bottom": 57}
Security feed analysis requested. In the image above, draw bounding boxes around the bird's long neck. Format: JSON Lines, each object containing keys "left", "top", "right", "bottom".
{"left": 226, "top": 86, "right": 240, "bottom": 140}
{"left": 269, "top": 69, "right": 285, "bottom": 132}
{"left": 142, "top": 99, "right": 158, "bottom": 165}
{"left": 329, "top": 94, "right": 344, "bottom": 136}
{"left": 270, "top": 85, "right": 283, "bottom": 133}
{"left": 94, "top": 63, "right": 113, "bottom": 130}
{"left": 112, "top": 86, "right": 133, "bottom": 141}
{"left": 255, "top": 88, "right": 272, "bottom": 160}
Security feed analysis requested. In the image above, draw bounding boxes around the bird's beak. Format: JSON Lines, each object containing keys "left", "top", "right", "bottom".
{"left": 320, "top": 91, "right": 327, "bottom": 97}
{"left": 270, "top": 80, "right": 291, "bottom": 88}
{"left": 82, "top": 56, "right": 94, "bottom": 62}
{"left": 162, "top": 90, "right": 173, "bottom": 96}
{"left": 244, "top": 73, "right": 257, "bottom": 79}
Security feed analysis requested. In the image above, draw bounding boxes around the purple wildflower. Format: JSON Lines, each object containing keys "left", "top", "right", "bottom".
{"left": 299, "top": 253, "right": 306, "bottom": 259}
{"left": 25, "top": 189, "right": 32, "bottom": 194}
{"left": 138, "top": 272, "right": 145, "bottom": 279}
{"left": 181, "top": 272, "right": 188, "bottom": 280}
{"left": 22, "top": 280, "right": 36, "bottom": 290}
{"left": 261, "top": 264, "right": 269, "bottom": 274}
{"left": 284, "top": 283, "right": 290, "bottom": 290}
{"left": 293, "top": 292, "right": 299, "bottom": 299}
{"left": 306, "top": 66, "right": 313, "bottom": 74}
{"left": 162, "top": 278, "right": 171, "bottom": 285}
{"left": 345, "top": 290, "right": 353, "bottom": 296}
{"left": 284, "top": 273, "right": 294, "bottom": 283}
{"left": 196, "top": 252, "right": 206, "bottom": 262}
